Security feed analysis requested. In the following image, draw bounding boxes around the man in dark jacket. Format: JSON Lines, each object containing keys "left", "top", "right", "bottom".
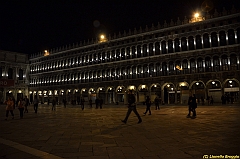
{"left": 121, "top": 90, "right": 142, "bottom": 124}
{"left": 187, "top": 94, "right": 197, "bottom": 118}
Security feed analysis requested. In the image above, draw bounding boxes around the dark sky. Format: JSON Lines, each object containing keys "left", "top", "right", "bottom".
{"left": 0, "top": 0, "right": 239, "bottom": 54}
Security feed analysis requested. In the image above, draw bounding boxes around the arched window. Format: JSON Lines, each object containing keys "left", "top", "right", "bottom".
{"left": 213, "top": 56, "right": 220, "bottom": 72}
{"left": 221, "top": 55, "right": 228, "bottom": 71}
{"left": 168, "top": 40, "right": 173, "bottom": 53}
{"left": 19, "top": 69, "right": 23, "bottom": 80}
{"left": 161, "top": 41, "right": 167, "bottom": 54}
{"left": 175, "top": 60, "right": 181, "bottom": 75}
{"left": 97, "top": 70, "right": 101, "bottom": 82}
{"left": 131, "top": 46, "right": 136, "bottom": 58}
{"left": 111, "top": 50, "right": 116, "bottom": 61}
{"left": 188, "top": 36, "right": 194, "bottom": 50}
{"left": 143, "top": 44, "right": 147, "bottom": 57}
{"left": 149, "top": 43, "right": 153, "bottom": 56}
{"left": 219, "top": 31, "right": 226, "bottom": 46}
{"left": 126, "top": 47, "right": 131, "bottom": 59}
{"left": 132, "top": 66, "right": 136, "bottom": 79}
{"left": 143, "top": 64, "right": 148, "bottom": 78}
{"left": 181, "top": 37, "right": 188, "bottom": 51}
{"left": 169, "top": 61, "right": 174, "bottom": 75}
{"left": 102, "top": 70, "right": 106, "bottom": 81}
{"left": 121, "top": 67, "right": 125, "bottom": 80}
{"left": 121, "top": 48, "right": 125, "bottom": 60}
{"left": 230, "top": 54, "right": 237, "bottom": 70}
{"left": 190, "top": 59, "right": 196, "bottom": 73}
{"left": 174, "top": 38, "right": 180, "bottom": 52}
{"left": 137, "top": 45, "right": 141, "bottom": 58}
{"left": 182, "top": 60, "right": 188, "bottom": 74}
{"left": 116, "top": 68, "right": 120, "bottom": 80}
{"left": 98, "top": 53, "right": 102, "bottom": 63}
{"left": 196, "top": 35, "right": 202, "bottom": 49}
{"left": 228, "top": 29, "right": 235, "bottom": 45}
{"left": 126, "top": 66, "right": 131, "bottom": 79}
{"left": 106, "top": 69, "right": 110, "bottom": 81}
{"left": 107, "top": 51, "right": 111, "bottom": 62}
{"left": 237, "top": 28, "right": 240, "bottom": 44}
{"left": 197, "top": 58, "right": 204, "bottom": 73}
{"left": 211, "top": 32, "right": 218, "bottom": 47}
{"left": 156, "top": 63, "right": 161, "bottom": 76}
{"left": 155, "top": 42, "right": 160, "bottom": 55}
{"left": 162, "top": 62, "right": 167, "bottom": 76}
{"left": 137, "top": 65, "right": 142, "bottom": 78}
{"left": 102, "top": 52, "right": 106, "bottom": 63}
{"left": 111, "top": 69, "right": 115, "bottom": 80}
{"left": 205, "top": 57, "right": 212, "bottom": 72}
{"left": 203, "top": 33, "right": 210, "bottom": 48}
{"left": 149, "top": 63, "right": 154, "bottom": 77}
{"left": 8, "top": 68, "right": 13, "bottom": 79}
{"left": 116, "top": 49, "right": 120, "bottom": 61}
{"left": 81, "top": 72, "right": 85, "bottom": 83}
{"left": 93, "top": 53, "right": 97, "bottom": 64}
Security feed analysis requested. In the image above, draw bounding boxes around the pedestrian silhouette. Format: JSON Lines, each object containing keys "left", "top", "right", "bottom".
{"left": 121, "top": 90, "right": 142, "bottom": 124}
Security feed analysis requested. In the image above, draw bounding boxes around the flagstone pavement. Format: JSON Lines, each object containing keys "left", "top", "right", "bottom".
{"left": 0, "top": 103, "right": 239, "bottom": 159}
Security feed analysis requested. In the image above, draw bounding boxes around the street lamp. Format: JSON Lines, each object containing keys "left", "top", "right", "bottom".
{"left": 99, "top": 34, "right": 107, "bottom": 43}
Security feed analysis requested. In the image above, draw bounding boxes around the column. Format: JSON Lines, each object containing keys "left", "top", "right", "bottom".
{"left": 217, "top": 33, "right": 220, "bottom": 46}
{"left": 203, "top": 60, "right": 205, "bottom": 72}
{"left": 179, "top": 39, "right": 182, "bottom": 52}
{"left": 234, "top": 30, "right": 237, "bottom": 44}
{"left": 147, "top": 44, "right": 149, "bottom": 56}
{"left": 237, "top": 56, "right": 239, "bottom": 70}
{"left": 211, "top": 58, "right": 213, "bottom": 72}
{"left": 129, "top": 47, "right": 132, "bottom": 59}
{"left": 226, "top": 33, "right": 229, "bottom": 45}
{"left": 172, "top": 40, "right": 175, "bottom": 53}
{"left": 153, "top": 43, "right": 156, "bottom": 56}
{"left": 193, "top": 37, "right": 196, "bottom": 50}
{"left": 209, "top": 35, "right": 212, "bottom": 48}
{"left": 159, "top": 41, "right": 162, "bottom": 54}
{"left": 186, "top": 38, "right": 189, "bottom": 51}
{"left": 201, "top": 35, "right": 204, "bottom": 49}
{"left": 166, "top": 41, "right": 168, "bottom": 54}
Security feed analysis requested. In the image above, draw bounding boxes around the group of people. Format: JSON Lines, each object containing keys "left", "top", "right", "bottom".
{"left": 221, "top": 94, "right": 234, "bottom": 104}
{"left": 121, "top": 91, "right": 201, "bottom": 124}
{"left": 5, "top": 96, "right": 30, "bottom": 120}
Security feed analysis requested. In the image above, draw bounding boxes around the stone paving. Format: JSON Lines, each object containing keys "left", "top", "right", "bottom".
{"left": 0, "top": 103, "right": 240, "bottom": 159}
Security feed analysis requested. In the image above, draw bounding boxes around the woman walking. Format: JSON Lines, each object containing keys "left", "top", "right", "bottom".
{"left": 144, "top": 96, "right": 152, "bottom": 115}
{"left": 5, "top": 97, "right": 14, "bottom": 120}
{"left": 18, "top": 98, "right": 25, "bottom": 119}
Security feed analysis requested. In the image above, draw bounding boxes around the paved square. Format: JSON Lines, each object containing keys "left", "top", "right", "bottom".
{"left": 0, "top": 104, "right": 239, "bottom": 159}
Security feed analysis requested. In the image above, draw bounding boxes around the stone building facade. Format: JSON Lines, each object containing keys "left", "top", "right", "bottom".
{"left": 28, "top": 8, "right": 240, "bottom": 105}
{"left": 0, "top": 50, "right": 29, "bottom": 103}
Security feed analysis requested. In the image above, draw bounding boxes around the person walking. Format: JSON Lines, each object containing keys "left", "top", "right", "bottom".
{"left": 18, "top": 98, "right": 25, "bottom": 119}
{"left": 99, "top": 98, "right": 103, "bottom": 109}
{"left": 52, "top": 98, "right": 56, "bottom": 111}
{"left": 121, "top": 90, "right": 142, "bottom": 124}
{"left": 144, "top": 96, "right": 152, "bottom": 115}
{"left": 24, "top": 96, "right": 30, "bottom": 113}
{"left": 80, "top": 97, "right": 85, "bottom": 110}
{"left": 210, "top": 96, "right": 214, "bottom": 105}
{"left": 95, "top": 98, "right": 99, "bottom": 109}
{"left": 33, "top": 95, "right": 39, "bottom": 113}
{"left": 187, "top": 94, "right": 197, "bottom": 118}
{"left": 154, "top": 96, "right": 160, "bottom": 110}
{"left": 5, "top": 97, "right": 15, "bottom": 120}
{"left": 63, "top": 98, "right": 67, "bottom": 108}
{"left": 89, "top": 99, "right": 92, "bottom": 108}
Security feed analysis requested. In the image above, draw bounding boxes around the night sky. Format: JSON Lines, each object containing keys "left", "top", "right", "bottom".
{"left": 0, "top": 0, "right": 239, "bottom": 54}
